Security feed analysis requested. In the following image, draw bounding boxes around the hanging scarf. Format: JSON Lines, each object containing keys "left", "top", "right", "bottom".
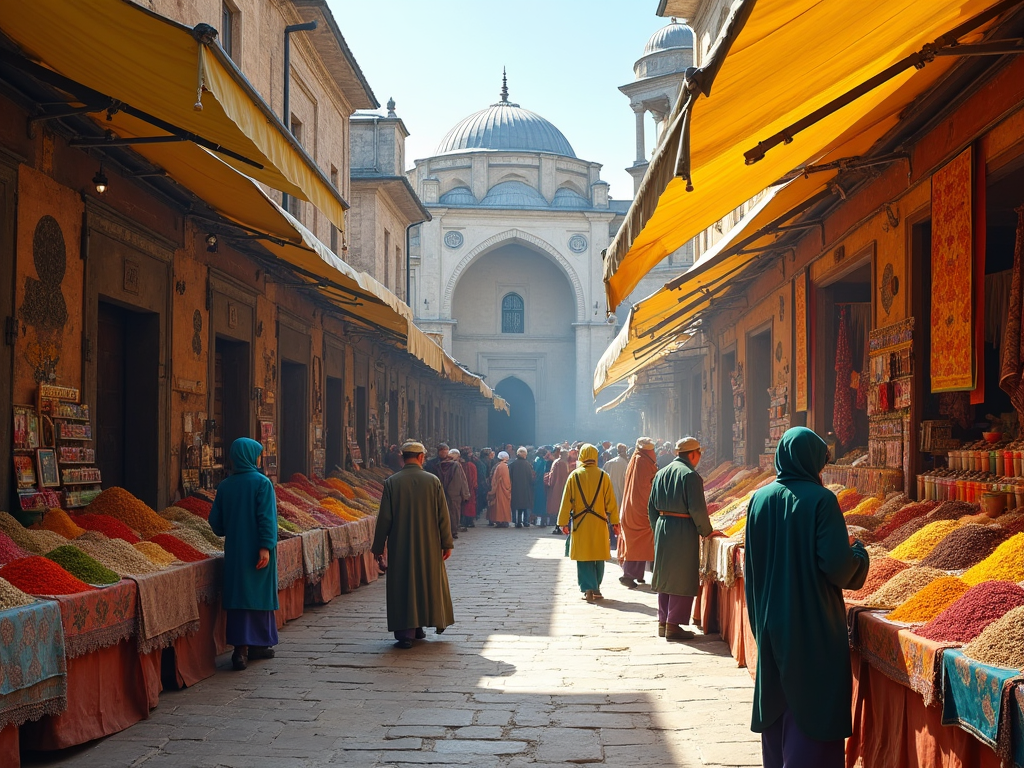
{"left": 834, "top": 306, "right": 855, "bottom": 447}
{"left": 1000, "top": 207, "right": 1024, "bottom": 418}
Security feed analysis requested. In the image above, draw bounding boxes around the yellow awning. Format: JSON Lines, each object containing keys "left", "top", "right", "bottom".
{"left": 595, "top": 379, "right": 638, "bottom": 414}
{"left": 0, "top": 0, "right": 346, "bottom": 232}
{"left": 603, "top": 0, "right": 1006, "bottom": 311}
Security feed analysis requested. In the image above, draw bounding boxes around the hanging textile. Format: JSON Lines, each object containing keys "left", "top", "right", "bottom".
{"left": 999, "top": 206, "right": 1024, "bottom": 418}
{"left": 795, "top": 272, "right": 809, "bottom": 412}
{"left": 986, "top": 271, "right": 1012, "bottom": 349}
{"left": 834, "top": 306, "right": 855, "bottom": 447}
{"left": 971, "top": 142, "right": 987, "bottom": 405}
{"left": 931, "top": 147, "right": 975, "bottom": 392}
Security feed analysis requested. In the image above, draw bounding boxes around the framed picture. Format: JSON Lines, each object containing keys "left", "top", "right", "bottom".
{"left": 13, "top": 455, "right": 36, "bottom": 488}
{"left": 13, "top": 405, "right": 39, "bottom": 451}
{"left": 36, "top": 448, "right": 60, "bottom": 488}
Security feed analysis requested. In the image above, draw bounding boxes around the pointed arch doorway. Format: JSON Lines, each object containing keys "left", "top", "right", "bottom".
{"left": 489, "top": 377, "right": 536, "bottom": 447}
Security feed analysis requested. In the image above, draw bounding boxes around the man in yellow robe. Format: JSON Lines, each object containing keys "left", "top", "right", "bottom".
{"left": 558, "top": 444, "right": 620, "bottom": 602}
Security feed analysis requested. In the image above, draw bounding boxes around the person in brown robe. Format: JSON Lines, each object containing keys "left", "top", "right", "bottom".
{"left": 438, "top": 449, "right": 470, "bottom": 539}
{"left": 459, "top": 448, "right": 478, "bottom": 529}
{"left": 490, "top": 451, "right": 512, "bottom": 527}
{"left": 545, "top": 446, "right": 570, "bottom": 534}
{"left": 617, "top": 437, "right": 659, "bottom": 588}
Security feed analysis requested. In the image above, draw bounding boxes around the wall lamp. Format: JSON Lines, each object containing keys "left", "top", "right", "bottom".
{"left": 205, "top": 233, "right": 219, "bottom": 253}
{"left": 92, "top": 164, "right": 108, "bottom": 194}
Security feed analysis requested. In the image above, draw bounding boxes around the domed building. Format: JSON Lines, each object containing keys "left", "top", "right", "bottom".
{"left": 407, "top": 74, "right": 623, "bottom": 445}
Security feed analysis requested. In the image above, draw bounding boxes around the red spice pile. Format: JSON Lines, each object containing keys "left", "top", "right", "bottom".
{"left": 74, "top": 513, "right": 141, "bottom": 543}
{"left": 0, "top": 556, "right": 95, "bottom": 595}
{"left": 0, "top": 532, "right": 30, "bottom": 564}
{"left": 874, "top": 502, "right": 936, "bottom": 541}
{"left": 175, "top": 496, "right": 213, "bottom": 520}
{"left": 147, "top": 533, "right": 208, "bottom": 562}
{"left": 844, "top": 557, "right": 909, "bottom": 601}
{"left": 915, "top": 580, "right": 1024, "bottom": 643}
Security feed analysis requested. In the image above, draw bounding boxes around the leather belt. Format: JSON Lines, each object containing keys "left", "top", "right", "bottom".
{"left": 658, "top": 511, "right": 691, "bottom": 519}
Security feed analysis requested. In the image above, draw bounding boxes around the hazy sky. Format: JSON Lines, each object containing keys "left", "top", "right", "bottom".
{"left": 329, "top": 0, "right": 675, "bottom": 203}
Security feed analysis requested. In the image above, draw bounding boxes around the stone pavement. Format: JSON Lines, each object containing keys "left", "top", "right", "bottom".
{"left": 31, "top": 525, "right": 761, "bottom": 767}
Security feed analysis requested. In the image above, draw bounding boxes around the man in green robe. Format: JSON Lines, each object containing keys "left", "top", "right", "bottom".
{"left": 372, "top": 440, "right": 455, "bottom": 649}
{"left": 648, "top": 437, "right": 713, "bottom": 642}
{"left": 744, "top": 427, "right": 869, "bottom": 768}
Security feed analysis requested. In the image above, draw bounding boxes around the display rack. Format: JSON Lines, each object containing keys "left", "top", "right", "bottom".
{"left": 38, "top": 384, "right": 102, "bottom": 508}
{"left": 730, "top": 364, "right": 746, "bottom": 465}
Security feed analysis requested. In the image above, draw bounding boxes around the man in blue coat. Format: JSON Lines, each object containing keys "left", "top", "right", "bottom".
{"left": 209, "top": 438, "right": 279, "bottom": 671}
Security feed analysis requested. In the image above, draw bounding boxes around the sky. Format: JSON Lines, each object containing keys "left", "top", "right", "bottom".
{"left": 329, "top": 0, "right": 675, "bottom": 203}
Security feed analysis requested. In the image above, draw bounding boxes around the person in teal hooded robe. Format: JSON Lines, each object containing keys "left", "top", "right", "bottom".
{"left": 744, "top": 427, "right": 869, "bottom": 768}
{"left": 209, "top": 437, "right": 279, "bottom": 670}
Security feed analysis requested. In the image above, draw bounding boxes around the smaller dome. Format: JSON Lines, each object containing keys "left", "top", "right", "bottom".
{"left": 552, "top": 187, "right": 591, "bottom": 209}
{"left": 644, "top": 20, "right": 694, "bottom": 55}
{"left": 439, "top": 186, "right": 477, "bottom": 206}
{"left": 480, "top": 181, "right": 548, "bottom": 209}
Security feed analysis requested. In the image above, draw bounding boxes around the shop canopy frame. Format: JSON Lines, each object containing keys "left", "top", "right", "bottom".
{"left": 602, "top": 0, "right": 1024, "bottom": 312}
{"left": 0, "top": 0, "right": 348, "bottom": 232}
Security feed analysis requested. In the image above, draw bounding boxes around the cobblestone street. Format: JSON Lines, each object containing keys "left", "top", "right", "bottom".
{"left": 33, "top": 527, "right": 759, "bottom": 768}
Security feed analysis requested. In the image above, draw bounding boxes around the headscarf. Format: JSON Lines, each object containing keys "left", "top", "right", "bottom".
{"left": 497, "top": 451, "right": 510, "bottom": 461}
{"left": 578, "top": 444, "right": 598, "bottom": 465}
{"left": 448, "top": 448, "right": 461, "bottom": 459}
{"left": 230, "top": 438, "right": 263, "bottom": 474}
{"left": 636, "top": 436, "right": 655, "bottom": 450}
{"left": 774, "top": 427, "right": 829, "bottom": 485}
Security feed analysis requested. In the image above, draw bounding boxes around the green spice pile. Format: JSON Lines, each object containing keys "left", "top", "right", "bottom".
{"left": 0, "top": 556, "right": 95, "bottom": 595}
{"left": 0, "top": 576, "right": 35, "bottom": 609}
{"left": 45, "top": 545, "right": 120, "bottom": 586}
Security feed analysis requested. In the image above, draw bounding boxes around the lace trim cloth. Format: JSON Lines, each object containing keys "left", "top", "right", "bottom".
{"left": 129, "top": 566, "right": 200, "bottom": 654}
{"left": 0, "top": 600, "right": 68, "bottom": 729}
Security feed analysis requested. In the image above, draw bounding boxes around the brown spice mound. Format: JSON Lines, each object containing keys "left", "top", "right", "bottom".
{"left": 874, "top": 502, "right": 936, "bottom": 542}
{"left": 962, "top": 605, "right": 1024, "bottom": 669}
{"left": 881, "top": 517, "right": 932, "bottom": 550}
{"left": 886, "top": 577, "right": 969, "bottom": 623}
{"left": 845, "top": 557, "right": 909, "bottom": 601}
{"left": 845, "top": 514, "right": 883, "bottom": 531}
{"left": 0, "top": 576, "right": 35, "bottom": 609}
{"left": 925, "top": 500, "right": 980, "bottom": 522}
{"left": 876, "top": 493, "right": 909, "bottom": 521}
{"left": 865, "top": 566, "right": 947, "bottom": 609}
{"left": 919, "top": 524, "right": 1010, "bottom": 570}
{"left": 916, "top": 580, "right": 1024, "bottom": 643}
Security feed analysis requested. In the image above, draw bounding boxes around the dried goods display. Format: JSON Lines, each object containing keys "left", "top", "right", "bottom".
{"left": 916, "top": 581, "right": 1024, "bottom": 643}
{"left": 886, "top": 577, "right": 970, "bottom": 623}
{"left": 888, "top": 520, "right": 962, "bottom": 561}
{"left": 44, "top": 545, "right": 120, "bottom": 585}
{"left": 0, "top": 555, "right": 95, "bottom": 595}
{"left": 844, "top": 557, "right": 909, "bottom": 601}
{"left": 86, "top": 487, "right": 173, "bottom": 537}
{"left": 73, "top": 513, "right": 141, "bottom": 543}
{"left": 0, "top": 577, "right": 36, "bottom": 609}
{"left": 865, "top": 567, "right": 947, "bottom": 609}
{"left": 961, "top": 605, "right": 1024, "bottom": 668}
{"left": 960, "top": 533, "right": 1024, "bottom": 585}
{"left": 919, "top": 524, "right": 1009, "bottom": 570}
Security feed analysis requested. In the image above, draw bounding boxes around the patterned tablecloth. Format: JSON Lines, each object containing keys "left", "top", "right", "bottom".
{"left": 941, "top": 649, "right": 1024, "bottom": 763}
{"left": 276, "top": 535, "right": 304, "bottom": 590}
{"left": 51, "top": 580, "right": 136, "bottom": 659}
{"left": 852, "top": 609, "right": 958, "bottom": 706}
{"left": 0, "top": 600, "right": 67, "bottom": 729}
{"left": 129, "top": 565, "right": 200, "bottom": 654}
{"left": 190, "top": 555, "right": 223, "bottom": 604}
{"left": 1011, "top": 686, "right": 1024, "bottom": 768}
{"left": 325, "top": 517, "right": 376, "bottom": 560}
{"left": 300, "top": 529, "right": 331, "bottom": 585}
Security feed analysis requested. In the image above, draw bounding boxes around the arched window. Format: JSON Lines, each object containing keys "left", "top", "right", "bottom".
{"left": 501, "top": 293, "right": 524, "bottom": 334}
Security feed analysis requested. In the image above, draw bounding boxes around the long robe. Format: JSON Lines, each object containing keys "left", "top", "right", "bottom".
{"left": 533, "top": 456, "right": 551, "bottom": 512}
{"left": 603, "top": 455, "right": 628, "bottom": 504}
{"left": 509, "top": 457, "right": 535, "bottom": 510}
{"left": 438, "top": 459, "right": 470, "bottom": 531}
{"left": 744, "top": 427, "right": 869, "bottom": 742}
{"left": 557, "top": 447, "right": 619, "bottom": 562}
{"left": 371, "top": 463, "right": 455, "bottom": 632}
{"left": 490, "top": 460, "right": 512, "bottom": 523}
{"left": 618, "top": 447, "right": 657, "bottom": 563}
{"left": 209, "top": 438, "right": 279, "bottom": 611}
{"left": 461, "top": 459, "right": 478, "bottom": 519}
{"left": 648, "top": 456, "right": 713, "bottom": 597}
{"left": 545, "top": 457, "right": 570, "bottom": 518}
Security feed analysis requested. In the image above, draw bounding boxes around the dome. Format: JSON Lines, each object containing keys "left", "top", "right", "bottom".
{"left": 434, "top": 72, "right": 576, "bottom": 158}
{"left": 480, "top": 181, "right": 549, "bottom": 209}
{"left": 643, "top": 20, "right": 694, "bottom": 55}
{"left": 438, "top": 186, "right": 477, "bottom": 206}
{"left": 552, "top": 187, "right": 591, "bottom": 209}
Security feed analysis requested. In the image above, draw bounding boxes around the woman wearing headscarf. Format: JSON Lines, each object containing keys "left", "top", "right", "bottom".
{"left": 489, "top": 451, "right": 512, "bottom": 528}
{"left": 209, "top": 438, "right": 279, "bottom": 671}
{"left": 558, "top": 444, "right": 619, "bottom": 602}
{"left": 744, "top": 427, "right": 869, "bottom": 768}
{"left": 617, "top": 437, "right": 658, "bottom": 589}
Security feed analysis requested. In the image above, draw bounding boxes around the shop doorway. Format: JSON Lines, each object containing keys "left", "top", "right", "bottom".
{"left": 489, "top": 377, "right": 535, "bottom": 447}
{"left": 325, "top": 376, "right": 343, "bottom": 474}
{"left": 214, "top": 337, "right": 250, "bottom": 476}
{"left": 814, "top": 262, "right": 873, "bottom": 455}
{"left": 96, "top": 301, "right": 160, "bottom": 508}
{"left": 720, "top": 350, "right": 737, "bottom": 463}
{"left": 355, "top": 386, "right": 367, "bottom": 463}
{"left": 279, "top": 361, "right": 307, "bottom": 479}
{"left": 747, "top": 329, "right": 773, "bottom": 465}
{"left": 0, "top": 163, "right": 14, "bottom": 508}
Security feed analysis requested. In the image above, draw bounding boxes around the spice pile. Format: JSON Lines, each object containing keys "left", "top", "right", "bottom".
{"left": 86, "top": 487, "right": 173, "bottom": 537}
{"left": 35, "top": 508, "right": 85, "bottom": 538}
{"left": 886, "top": 577, "right": 969, "bottom": 623}
{"left": 23, "top": 528, "right": 71, "bottom": 555}
{"left": 146, "top": 534, "right": 207, "bottom": 562}
{"left": 924, "top": 500, "right": 980, "bottom": 522}
{"left": 45, "top": 545, "right": 120, "bottom": 585}
{"left": 160, "top": 507, "right": 223, "bottom": 550}
{"left": 881, "top": 517, "right": 933, "bottom": 550}
{"left": 134, "top": 541, "right": 177, "bottom": 566}
{"left": 916, "top": 581, "right": 1024, "bottom": 643}
{"left": 0, "top": 531, "right": 30, "bottom": 564}
{"left": 0, "top": 577, "right": 36, "bottom": 609}
{"left": 961, "top": 533, "right": 1024, "bottom": 585}
{"left": 166, "top": 528, "right": 220, "bottom": 556}
{"left": 845, "top": 558, "right": 908, "bottom": 601}
{"left": 0, "top": 556, "right": 95, "bottom": 595}
{"left": 175, "top": 496, "right": 213, "bottom": 520}
{"left": 873, "top": 502, "right": 936, "bottom": 542}
{"left": 73, "top": 513, "right": 141, "bottom": 543}
{"left": 0, "top": 511, "right": 43, "bottom": 553}
{"left": 889, "top": 520, "right": 962, "bottom": 561}
{"left": 866, "top": 567, "right": 947, "bottom": 609}
{"left": 962, "top": 605, "right": 1024, "bottom": 668}
{"left": 75, "top": 537, "right": 159, "bottom": 576}
{"left": 920, "top": 525, "right": 1009, "bottom": 570}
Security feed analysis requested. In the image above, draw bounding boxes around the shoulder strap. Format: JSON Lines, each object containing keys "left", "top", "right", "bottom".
{"left": 570, "top": 472, "right": 607, "bottom": 524}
